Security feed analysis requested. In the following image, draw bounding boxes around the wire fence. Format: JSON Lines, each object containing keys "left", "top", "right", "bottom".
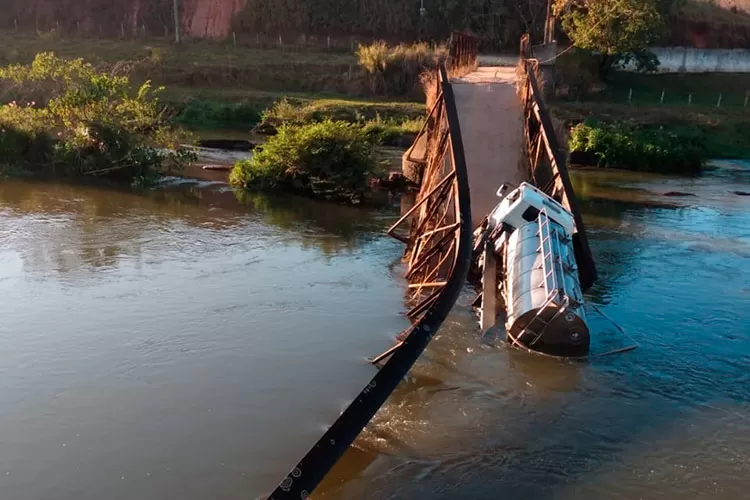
{"left": 589, "top": 86, "right": 750, "bottom": 110}
{"left": 2, "top": 18, "right": 448, "bottom": 54}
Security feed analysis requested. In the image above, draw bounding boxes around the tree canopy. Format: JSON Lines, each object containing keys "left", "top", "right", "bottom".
{"left": 554, "top": 0, "right": 666, "bottom": 73}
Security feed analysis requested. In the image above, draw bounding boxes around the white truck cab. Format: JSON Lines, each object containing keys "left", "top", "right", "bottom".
{"left": 488, "top": 182, "right": 576, "bottom": 236}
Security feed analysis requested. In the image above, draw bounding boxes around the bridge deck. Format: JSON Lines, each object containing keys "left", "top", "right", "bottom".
{"left": 452, "top": 66, "right": 526, "bottom": 228}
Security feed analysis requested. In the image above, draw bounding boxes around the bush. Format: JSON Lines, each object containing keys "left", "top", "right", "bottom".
{"left": 175, "top": 100, "right": 264, "bottom": 130}
{"left": 230, "top": 120, "right": 375, "bottom": 201}
{"left": 569, "top": 119, "right": 706, "bottom": 173}
{"left": 258, "top": 98, "right": 424, "bottom": 146}
{"left": 357, "top": 41, "right": 446, "bottom": 97}
{"left": 0, "top": 103, "right": 55, "bottom": 167}
{"left": 0, "top": 52, "right": 194, "bottom": 183}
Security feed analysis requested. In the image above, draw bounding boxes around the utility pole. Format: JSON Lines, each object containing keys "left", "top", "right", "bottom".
{"left": 419, "top": 0, "right": 426, "bottom": 41}
{"left": 173, "top": 0, "right": 181, "bottom": 44}
{"left": 544, "top": 0, "right": 555, "bottom": 44}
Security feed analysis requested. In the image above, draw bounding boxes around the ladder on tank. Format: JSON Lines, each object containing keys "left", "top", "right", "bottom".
{"left": 511, "top": 210, "right": 570, "bottom": 347}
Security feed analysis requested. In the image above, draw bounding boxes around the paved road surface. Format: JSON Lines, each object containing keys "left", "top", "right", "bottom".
{"left": 452, "top": 66, "right": 527, "bottom": 228}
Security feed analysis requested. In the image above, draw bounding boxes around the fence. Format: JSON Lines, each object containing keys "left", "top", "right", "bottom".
{"left": 448, "top": 31, "right": 479, "bottom": 72}
{"left": 1, "top": 20, "right": 415, "bottom": 54}
{"left": 588, "top": 86, "right": 750, "bottom": 110}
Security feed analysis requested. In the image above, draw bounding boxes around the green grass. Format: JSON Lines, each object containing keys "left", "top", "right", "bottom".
{"left": 0, "top": 29, "right": 356, "bottom": 94}
{"left": 552, "top": 70, "right": 750, "bottom": 161}
{"left": 571, "top": 71, "right": 750, "bottom": 109}
{"left": 172, "top": 100, "right": 266, "bottom": 130}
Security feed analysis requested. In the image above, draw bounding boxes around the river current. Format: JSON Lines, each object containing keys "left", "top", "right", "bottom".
{"left": 1, "top": 161, "right": 749, "bottom": 499}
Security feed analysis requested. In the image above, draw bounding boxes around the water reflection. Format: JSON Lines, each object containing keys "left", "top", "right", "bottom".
{"left": 0, "top": 179, "right": 402, "bottom": 281}
{"left": 0, "top": 176, "right": 410, "bottom": 500}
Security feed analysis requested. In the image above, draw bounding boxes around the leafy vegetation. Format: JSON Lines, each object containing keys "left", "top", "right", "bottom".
{"left": 356, "top": 41, "right": 447, "bottom": 97}
{"left": 230, "top": 120, "right": 375, "bottom": 202}
{"left": 173, "top": 100, "right": 265, "bottom": 130}
{"left": 0, "top": 53, "right": 194, "bottom": 184}
{"left": 554, "top": 0, "right": 665, "bottom": 77}
{"left": 568, "top": 119, "right": 706, "bottom": 173}
{"left": 259, "top": 98, "right": 424, "bottom": 146}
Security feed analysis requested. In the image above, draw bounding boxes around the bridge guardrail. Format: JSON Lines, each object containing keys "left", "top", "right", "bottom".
{"left": 518, "top": 34, "right": 597, "bottom": 291}
{"left": 268, "top": 63, "right": 473, "bottom": 500}
{"left": 448, "top": 31, "right": 479, "bottom": 74}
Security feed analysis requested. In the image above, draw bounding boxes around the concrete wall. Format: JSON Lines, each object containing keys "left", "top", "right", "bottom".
{"left": 623, "top": 47, "right": 750, "bottom": 73}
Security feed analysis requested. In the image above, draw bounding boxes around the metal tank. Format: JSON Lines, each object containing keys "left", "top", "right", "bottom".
{"left": 486, "top": 183, "right": 590, "bottom": 355}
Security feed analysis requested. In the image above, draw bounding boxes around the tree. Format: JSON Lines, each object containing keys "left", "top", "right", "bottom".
{"left": 554, "top": 0, "right": 665, "bottom": 76}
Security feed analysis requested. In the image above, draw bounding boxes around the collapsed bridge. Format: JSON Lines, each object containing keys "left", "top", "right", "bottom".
{"left": 269, "top": 32, "right": 597, "bottom": 499}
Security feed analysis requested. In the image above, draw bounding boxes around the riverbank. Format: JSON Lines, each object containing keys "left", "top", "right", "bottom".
{"left": 1, "top": 33, "right": 427, "bottom": 200}
{"left": 550, "top": 71, "right": 750, "bottom": 174}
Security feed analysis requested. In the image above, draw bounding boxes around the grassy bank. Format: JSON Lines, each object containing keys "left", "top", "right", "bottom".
{"left": 0, "top": 30, "right": 357, "bottom": 95}
{"left": 0, "top": 53, "right": 194, "bottom": 184}
{"left": 0, "top": 32, "right": 433, "bottom": 202}
{"left": 552, "top": 71, "right": 750, "bottom": 172}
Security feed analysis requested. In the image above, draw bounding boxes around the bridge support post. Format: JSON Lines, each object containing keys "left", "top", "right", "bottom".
{"left": 480, "top": 242, "right": 497, "bottom": 333}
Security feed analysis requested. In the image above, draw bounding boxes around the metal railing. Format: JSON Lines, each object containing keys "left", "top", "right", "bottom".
{"left": 518, "top": 34, "right": 597, "bottom": 291}
{"left": 268, "top": 63, "right": 473, "bottom": 499}
{"left": 448, "top": 31, "right": 479, "bottom": 74}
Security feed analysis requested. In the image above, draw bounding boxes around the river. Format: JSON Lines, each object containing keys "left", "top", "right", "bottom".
{"left": 1, "top": 161, "right": 749, "bottom": 499}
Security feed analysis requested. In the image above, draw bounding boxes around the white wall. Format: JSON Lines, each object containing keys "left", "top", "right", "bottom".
{"left": 623, "top": 47, "right": 750, "bottom": 73}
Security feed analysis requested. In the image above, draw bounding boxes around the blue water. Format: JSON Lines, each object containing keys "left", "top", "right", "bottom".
{"left": 0, "top": 161, "right": 749, "bottom": 500}
{"left": 319, "top": 161, "right": 750, "bottom": 499}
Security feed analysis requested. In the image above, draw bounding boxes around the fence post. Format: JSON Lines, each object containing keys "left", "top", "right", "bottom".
{"left": 348, "top": 64, "right": 352, "bottom": 81}
{"left": 660, "top": 89, "right": 665, "bottom": 105}
{"left": 233, "top": 32, "right": 237, "bottom": 46}
{"left": 173, "top": 0, "right": 181, "bottom": 44}
{"left": 14, "top": 18, "right": 18, "bottom": 30}
{"left": 121, "top": 22, "right": 125, "bottom": 38}
{"left": 279, "top": 34, "right": 283, "bottom": 47}
{"left": 628, "top": 88, "right": 633, "bottom": 104}
{"left": 327, "top": 35, "right": 331, "bottom": 51}
{"left": 745, "top": 91, "right": 749, "bottom": 108}
{"left": 717, "top": 93, "right": 723, "bottom": 108}
{"left": 688, "top": 94, "right": 692, "bottom": 105}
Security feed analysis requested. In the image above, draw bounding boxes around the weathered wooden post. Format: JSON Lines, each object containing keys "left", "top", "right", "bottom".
{"left": 717, "top": 93, "right": 723, "bottom": 108}
{"left": 173, "top": 0, "right": 181, "bottom": 44}
{"left": 688, "top": 93, "right": 692, "bottom": 105}
{"left": 660, "top": 89, "right": 665, "bottom": 105}
{"left": 628, "top": 88, "right": 633, "bottom": 104}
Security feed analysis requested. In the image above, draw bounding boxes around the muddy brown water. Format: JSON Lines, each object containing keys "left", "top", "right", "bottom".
{"left": 1, "top": 161, "right": 750, "bottom": 499}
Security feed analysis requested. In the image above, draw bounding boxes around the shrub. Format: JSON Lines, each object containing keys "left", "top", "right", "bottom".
{"left": 175, "top": 100, "right": 264, "bottom": 130}
{"left": 357, "top": 41, "right": 447, "bottom": 97}
{"left": 0, "top": 103, "right": 55, "bottom": 168}
{"left": 569, "top": 119, "right": 706, "bottom": 174}
{"left": 230, "top": 120, "right": 375, "bottom": 200}
{"left": 0, "top": 52, "right": 194, "bottom": 183}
